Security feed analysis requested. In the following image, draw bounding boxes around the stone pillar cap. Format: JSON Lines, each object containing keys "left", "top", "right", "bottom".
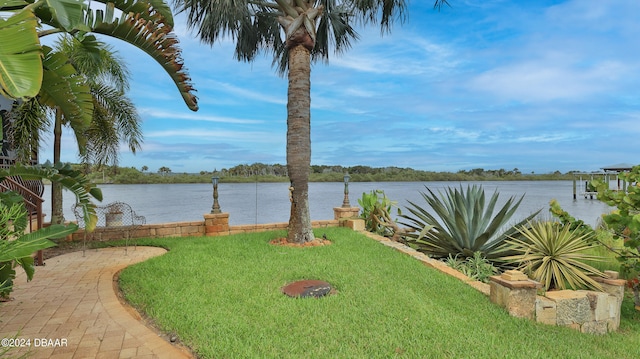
{"left": 501, "top": 270, "right": 529, "bottom": 281}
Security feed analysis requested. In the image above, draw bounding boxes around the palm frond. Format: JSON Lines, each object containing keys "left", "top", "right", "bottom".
{"left": 5, "top": 98, "right": 49, "bottom": 163}
{"left": 175, "top": 0, "right": 251, "bottom": 44}
{"left": 38, "top": 46, "right": 93, "bottom": 153}
{"left": 81, "top": 83, "right": 142, "bottom": 166}
{"left": 349, "top": 0, "right": 407, "bottom": 33}
{"left": 83, "top": 0, "right": 198, "bottom": 110}
{"left": 314, "top": 0, "right": 360, "bottom": 61}
{"left": 56, "top": 34, "right": 131, "bottom": 92}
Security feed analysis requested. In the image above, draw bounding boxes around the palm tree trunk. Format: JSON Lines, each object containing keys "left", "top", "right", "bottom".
{"left": 286, "top": 44, "right": 314, "bottom": 243}
{"left": 50, "top": 110, "right": 64, "bottom": 224}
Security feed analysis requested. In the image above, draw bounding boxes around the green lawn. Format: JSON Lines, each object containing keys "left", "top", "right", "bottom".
{"left": 118, "top": 228, "right": 640, "bottom": 358}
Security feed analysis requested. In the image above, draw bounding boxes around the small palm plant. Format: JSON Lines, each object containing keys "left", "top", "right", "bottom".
{"left": 400, "top": 185, "right": 539, "bottom": 261}
{"left": 502, "top": 221, "right": 606, "bottom": 291}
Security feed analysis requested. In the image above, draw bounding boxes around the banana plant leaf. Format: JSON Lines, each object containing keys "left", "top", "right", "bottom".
{"left": 1, "top": 0, "right": 197, "bottom": 110}
{"left": 35, "top": 0, "right": 88, "bottom": 32}
{"left": 0, "top": 224, "right": 73, "bottom": 263}
{"left": 0, "top": 8, "right": 42, "bottom": 98}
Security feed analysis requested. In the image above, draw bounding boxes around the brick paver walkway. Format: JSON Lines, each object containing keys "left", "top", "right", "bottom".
{"left": 0, "top": 247, "right": 192, "bottom": 358}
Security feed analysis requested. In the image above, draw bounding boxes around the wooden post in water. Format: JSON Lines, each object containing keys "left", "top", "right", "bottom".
{"left": 572, "top": 177, "right": 577, "bottom": 200}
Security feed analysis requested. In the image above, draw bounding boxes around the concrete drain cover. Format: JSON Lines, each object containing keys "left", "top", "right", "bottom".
{"left": 282, "top": 280, "right": 332, "bottom": 298}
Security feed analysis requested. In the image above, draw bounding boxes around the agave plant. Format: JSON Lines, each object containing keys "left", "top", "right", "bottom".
{"left": 400, "top": 185, "right": 540, "bottom": 261}
{"left": 502, "top": 221, "right": 606, "bottom": 291}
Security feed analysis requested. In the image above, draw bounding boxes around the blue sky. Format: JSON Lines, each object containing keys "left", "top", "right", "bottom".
{"left": 41, "top": 0, "right": 640, "bottom": 174}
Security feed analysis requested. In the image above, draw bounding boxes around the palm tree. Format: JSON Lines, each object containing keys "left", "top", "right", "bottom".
{"left": 54, "top": 36, "right": 142, "bottom": 223}
{"left": 174, "top": 0, "right": 449, "bottom": 243}
{"left": 1, "top": 0, "right": 198, "bottom": 224}
{"left": 158, "top": 166, "right": 172, "bottom": 175}
{"left": 58, "top": 36, "right": 143, "bottom": 168}
{"left": 12, "top": 36, "right": 143, "bottom": 224}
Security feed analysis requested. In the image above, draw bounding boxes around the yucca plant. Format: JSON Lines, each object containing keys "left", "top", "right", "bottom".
{"left": 400, "top": 185, "right": 539, "bottom": 261}
{"left": 502, "top": 221, "right": 606, "bottom": 291}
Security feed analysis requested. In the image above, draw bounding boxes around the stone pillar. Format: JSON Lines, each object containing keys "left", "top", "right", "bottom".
{"left": 489, "top": 270, "right": 541, "bottom": 320}
{"left": 204, "top": 213, "right": 230, "bottom": 236}
{"left": 333, "top": 207, "right": 363, "bottom": 230}
{"left": 592, "top": 271, "right": 626, "bottom": 331}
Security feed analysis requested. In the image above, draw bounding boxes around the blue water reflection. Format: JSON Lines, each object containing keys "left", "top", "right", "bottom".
{"left": 43, "top": 181, "right": 611, "bottom": 227}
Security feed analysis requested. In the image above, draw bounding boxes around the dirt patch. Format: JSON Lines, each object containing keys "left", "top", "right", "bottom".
{"left": 269, "top": 237, "right": 331, "bottom": 247}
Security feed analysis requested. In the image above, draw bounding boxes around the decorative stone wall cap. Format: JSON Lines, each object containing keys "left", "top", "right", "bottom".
{"left": 203, "top": 213, "right": 230, "bottom": 218}
{"left": 604, "top": 270, "right": 619, "bottom": 279}
{"left": 501, "top": 269, "right": 529, "bottom": 281}
{"left": 544, "top": 290, "right": 588, "bottom": 300}
{"left": 489, "top": 275, "right": 541, "bottom": 289}
{"left": 592, "top": 276, "right": 627, "bottom": 286}
{"left": 333, "top": 207, "right": 360, "bottom": 212}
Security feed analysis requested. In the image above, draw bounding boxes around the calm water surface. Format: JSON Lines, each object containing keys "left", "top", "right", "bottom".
{"left": 43, "top": 181, "right": 611, "bottom": 226}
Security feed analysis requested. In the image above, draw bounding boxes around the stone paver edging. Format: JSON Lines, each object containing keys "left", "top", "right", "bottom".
{"left": 0, "top": 247, "right": 192, "bottom": 359}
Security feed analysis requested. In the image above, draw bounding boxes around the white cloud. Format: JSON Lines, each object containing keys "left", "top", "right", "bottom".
{"left": 468, "top": 59, "right": 628, "bottom": 103}
{"left": 145, "top": 129, "right": 279, "bottom": 143}
{"left": 139, "top": 109, "right": 264, "bottom": 124}
{"left": 200, "top": 80, "right": 286, "bottom": 105}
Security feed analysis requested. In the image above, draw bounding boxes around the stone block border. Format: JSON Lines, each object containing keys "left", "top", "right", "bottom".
{"left": 360, "top": 231, "right": 625, "bottom": 334}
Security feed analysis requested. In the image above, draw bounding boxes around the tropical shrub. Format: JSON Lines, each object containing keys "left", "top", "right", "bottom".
{"left": 358, "top": 190, "right": 398, "bottom": 239}
{"left": 0, "top": 191, "right": 76, "bottom": 299}
{"left": 502, "top": 221, "right": 606, "bottom": 291}
{"left": 591, "top": 166, "right": 640, "bottom": 308}
{"left": 400, "top": 185, "right": 540, "bottom": 261}
{"left": 0, "top": 163, "right": 101, "bottom": 299}
{"left": 445, "top": 251, "right": 498, "bottom": 283}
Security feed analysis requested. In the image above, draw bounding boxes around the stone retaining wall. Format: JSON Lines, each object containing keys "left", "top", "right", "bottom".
{"left": 489, "top": 271, "right": 625, "bottom": 334}
{"left": 70, "top": 207, "right": 361, "bottom": 242}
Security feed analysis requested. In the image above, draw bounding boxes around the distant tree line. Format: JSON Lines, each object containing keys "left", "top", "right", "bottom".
{"left": 72, "top": 162, "right": 579, "bottom": 184}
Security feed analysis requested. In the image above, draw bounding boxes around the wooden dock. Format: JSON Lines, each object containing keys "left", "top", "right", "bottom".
{"left": 572, "top": 164, "right": 632, "bottom": 199}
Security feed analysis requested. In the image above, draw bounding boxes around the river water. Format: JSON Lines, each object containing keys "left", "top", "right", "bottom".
{"left": 42, "top": 181, "right": 612, "bottom": 227}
